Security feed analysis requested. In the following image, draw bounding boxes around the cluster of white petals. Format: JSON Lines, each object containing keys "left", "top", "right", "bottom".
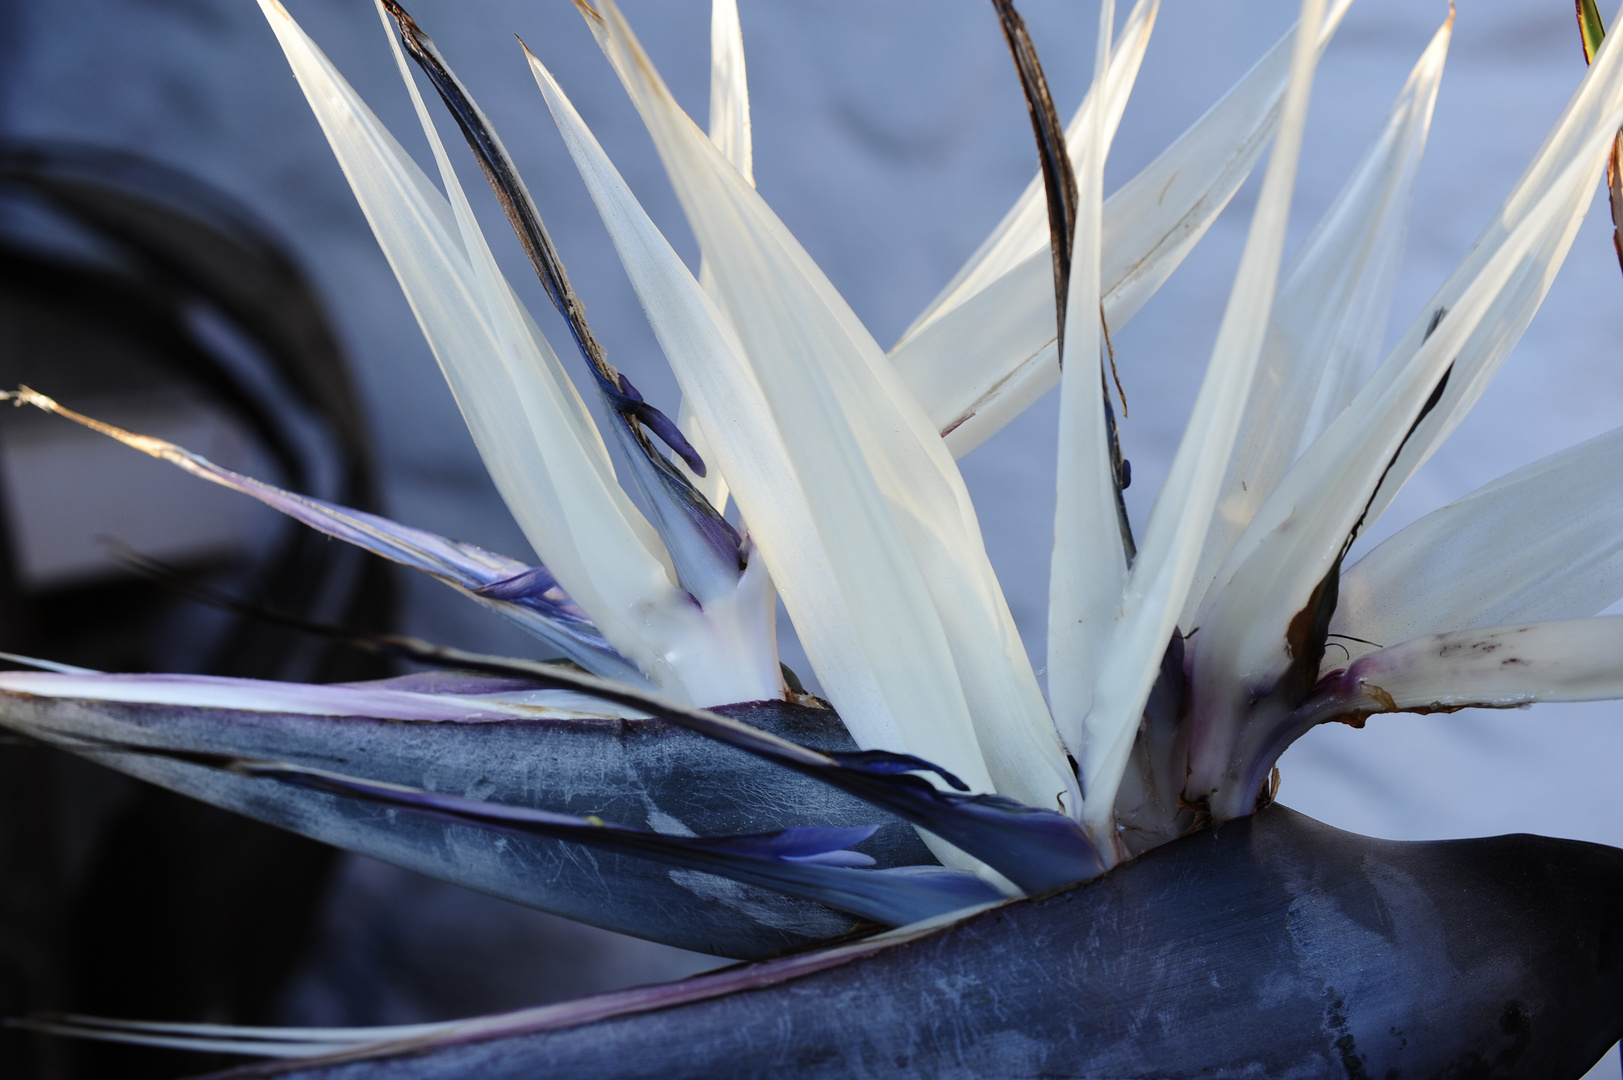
{"left": 8, "top": 0, "right": 1623, "bottom": 881}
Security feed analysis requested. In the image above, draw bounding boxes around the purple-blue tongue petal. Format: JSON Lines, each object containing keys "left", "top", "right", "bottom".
{"left": 613, "top": 372, "right": 706, "bottom": 477}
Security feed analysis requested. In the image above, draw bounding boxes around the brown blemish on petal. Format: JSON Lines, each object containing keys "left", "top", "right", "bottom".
{"left": 1364, "top": 684, "right": 1398, "bottom": 712}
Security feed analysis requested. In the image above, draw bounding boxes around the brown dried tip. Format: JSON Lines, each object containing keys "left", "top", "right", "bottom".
{"left": 989, "top": 0, "right": 1078, "bottom": 362}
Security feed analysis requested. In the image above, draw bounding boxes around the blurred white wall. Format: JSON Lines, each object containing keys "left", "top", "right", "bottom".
{"left": 7, "top": 0, "right": 1621, "bottom": 1057}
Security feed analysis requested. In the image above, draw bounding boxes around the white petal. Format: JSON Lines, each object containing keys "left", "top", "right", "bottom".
{"left": 1229, "top": 614, "right": 1623, "bottom": 815}
{"left": 1102, "top": 0, "right": 1354, "bottom": 329}
{"left": 257, "top": 1, "right": 710, "bottom": 695}
{"left": 892, "top": 0, "right": 1355, "bottom": 458}
{"left": 898, "top": 0, "right": 1159, "bottom": 344}
{"left": 1187, "top": 65, "right": 1623, "bottom": 802}
{"left": 707, "top": 0, "right": 752, "bottom": 186}
{"left": 526, "top": 39, "right": 981, "bottom": 792}
{"left": 1358, "top": 13, "right": 1623, "bottom": 529}
{"left": 388, "top": 9, "right": 787, "bottom": 704}
{"left": 1080, "top": 0, "right": 1329, "bottom": 852}
{"left": 1332, "top": 424, "right": 1623, "bottom": 664}
{"left": 1048, "top": 3, "right": 1126, "bottom": 761}
{"left": 1180, "top": 12, "right": 1451, "bottom": 629}
{"left": 573, "top": 0, "right": 1079, "bottom": 819}
{"left": 675, "top": 0, "right": 754, "bottom": 514}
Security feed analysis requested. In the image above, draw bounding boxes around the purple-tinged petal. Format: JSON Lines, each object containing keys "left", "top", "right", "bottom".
{"left": 614, "top": 372, "right": 705, "bottom": 477}
{"left": 1, "top": 387, "right": 641, "bottom": 683}
{"left": 713, "top": 825, "right": 878, "bottom": 864}
{"left": 1220, "top": 616, "right": 1623, "bottom": 818}
{"left": 334, "top": 671, "right": 550, "bottom": 696}
{"left": 471, "top": 567, "right": 562, "bottom": 603}
{"left": 22, "top": 626, "right": 1085, "bottom": 890}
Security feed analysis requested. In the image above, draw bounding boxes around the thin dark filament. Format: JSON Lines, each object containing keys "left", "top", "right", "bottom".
{"left": 1101, "top": 301, "right": 1127, "bottom": 418}
{"left": 1339, "top": 307, "right": 1451, "bottom": 563}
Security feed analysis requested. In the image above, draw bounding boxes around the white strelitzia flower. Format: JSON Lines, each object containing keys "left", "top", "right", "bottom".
{"left": 5, "top": 0, "right": 1623, "bottom": 994}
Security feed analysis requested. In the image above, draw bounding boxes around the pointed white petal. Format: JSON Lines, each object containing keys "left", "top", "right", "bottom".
{"left": 1332, "top": 424, "right": 1623, "bottom": 664}
{"left": 573, "top": 0, "right": 1079, "bottom": 819}
{"left": 1048, "top": 4, "right": 1126, "bottom": 761}
{"left": 1103, "top": 0, "right": 1353, "bottom": 329}
{"left": 1079, "top": 0, "right": 1329, "bottom": 853}
{"left": 899, "top": 0, "right": 1159, "bottom": 344}
{"left": 1358, "top": 18, "right": 1623, "bottom": 530}
{"left": 257, "top": 1, "right": 706, "bottom": 689}
{"left": 372, "top": 1, "right": 670, "bottom": 586}
{"left": 674, "top": 0, "right": 754, "bottom": 513}
{"left": 1187, "top": 68, "right": 1623, "bottom": 805}
{"left": 264, "top": 0, "right": 787, "bottom": 704}
{"left": 1192, "top": 14, "right": 1623, "bottom": 706}
{"left": 707, "top": 0, "right": 753, "bottom": 186}
{"left": 526, "top": 42, "right": 983, "bottom": 798}
{"left": 384, "top": 8, "right": 786, "bottom": 704}
{"left": 1180, "top": 13, "right": 1451, "bottom": 629}
{"left": 892, "top": 0, "right": 1355, "bottom": 458}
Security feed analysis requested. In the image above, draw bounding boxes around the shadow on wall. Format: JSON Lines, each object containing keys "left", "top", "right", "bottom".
{"left": 0, "top": 141, "right": 397, "bottom": 1080}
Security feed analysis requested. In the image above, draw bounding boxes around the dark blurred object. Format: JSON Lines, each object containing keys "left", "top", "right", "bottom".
{"left": 0, "top": 141, "right": 396, "bottom": 1080}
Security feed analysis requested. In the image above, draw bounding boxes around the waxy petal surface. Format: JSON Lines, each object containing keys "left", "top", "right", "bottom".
{"left": 891, "top": 0, "right": 1355, "bottom": 457}
{"left": 2, "top": 389, "right": 640, "bottom": 682}
{"left": 258, "top": 0, "right": 778, "bottom": 704}
{"left": 1188, "top": 40, "right": 1623, "bottom": 809}
{"left": 572, "top": 0, "right": 1078, "bottom": 824}
{"left": 1079, "top": 0, "right": 1329, "bottom": 851}
{"left": 1181, "top": 14, "right": 1451, "bottom": 628}
{"left": 1048, "top": 3, "right": 1127, "bottom": 760}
